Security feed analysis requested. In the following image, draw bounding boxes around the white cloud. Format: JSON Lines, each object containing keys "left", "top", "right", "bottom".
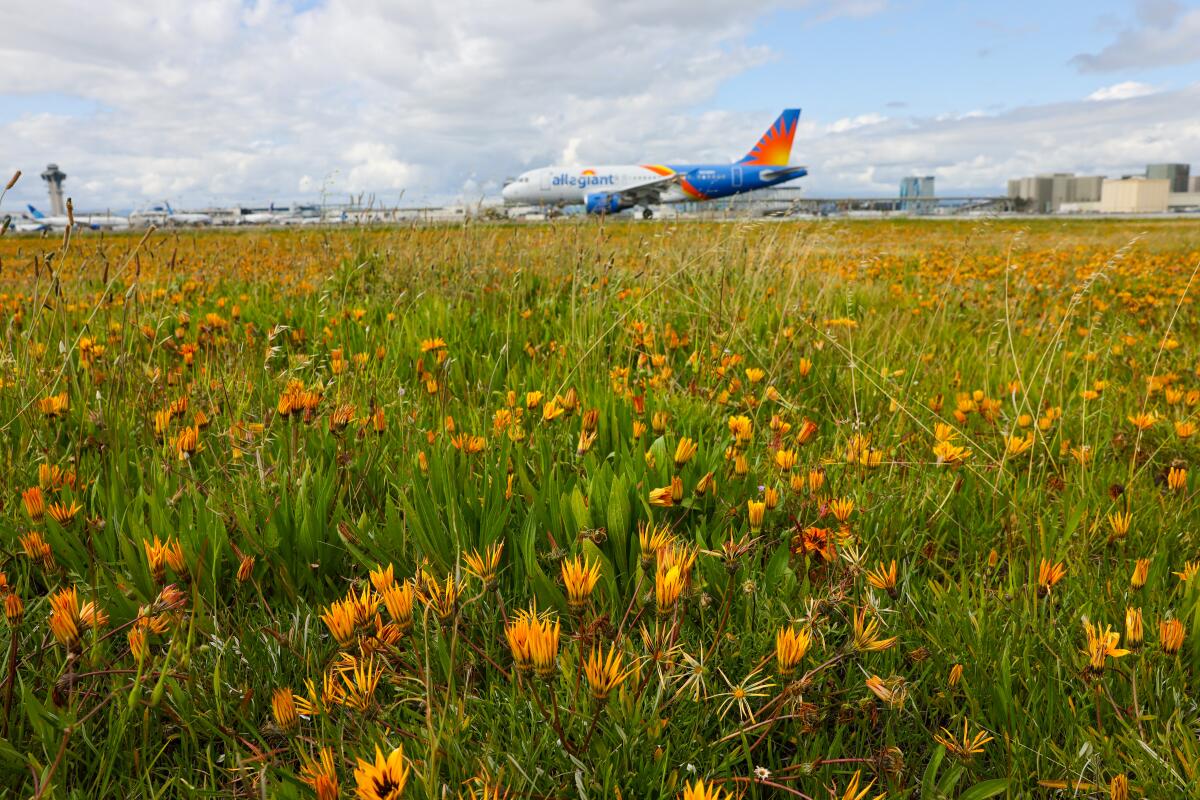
{"left": 0, "top": 0, "right": 1194, "bottom": 208}
{"left": 0, "top": 0, "right": 803, "bottom": 207}
{"left": 1071, "top": 1, "right": 1200, "bottom": 72}
{"left": 826, "top": 113, "right": 887, "bottom": 133}
{"left": 794, "top": 84, "right": 1200, "bottom": 195}
{"left": 1087, "top": 81, "right": 1159, "bottom": 101}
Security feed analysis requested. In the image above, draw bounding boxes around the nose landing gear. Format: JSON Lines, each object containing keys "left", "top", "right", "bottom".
{"left": 641, "top": 207, "right": 654, "bottom": 220}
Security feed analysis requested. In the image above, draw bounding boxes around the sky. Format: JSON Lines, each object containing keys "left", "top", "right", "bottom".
{"left": 1, "top": 0, "right": 1199, "bottom": 210}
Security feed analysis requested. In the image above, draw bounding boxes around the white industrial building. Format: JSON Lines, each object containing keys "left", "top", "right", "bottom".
{"left": 1006, "top": 173, "right": 1104, "bottom": 212}
{"left": 1010, "top": 163, "right": 1200, "bottom": 214}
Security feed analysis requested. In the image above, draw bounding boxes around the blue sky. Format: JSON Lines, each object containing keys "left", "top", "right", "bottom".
{"left": 713, "top": 0, "right": 1199, "bottom": 120}
{"left": 0, "top": 0, "right": 1198, "bottom": 209}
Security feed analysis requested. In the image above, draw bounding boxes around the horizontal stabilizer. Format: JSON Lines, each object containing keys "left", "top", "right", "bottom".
{"left": 760, "top": 165, "right": 808, "bottom": 181}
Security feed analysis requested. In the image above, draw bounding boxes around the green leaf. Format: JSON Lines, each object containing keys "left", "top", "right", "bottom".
{"left": 958, "top": 779, "right": 1010, "bottom": 800}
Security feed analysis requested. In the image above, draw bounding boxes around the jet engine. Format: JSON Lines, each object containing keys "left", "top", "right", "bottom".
{"left": 584, "top": 192, "right": 632, "bottom": 215}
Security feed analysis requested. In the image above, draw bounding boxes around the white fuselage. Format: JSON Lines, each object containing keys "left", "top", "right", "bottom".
{"left": 502, "top": 165, "right": 688, "bottom": 206}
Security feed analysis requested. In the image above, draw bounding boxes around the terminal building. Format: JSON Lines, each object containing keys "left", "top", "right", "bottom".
{"left": 1008, "top": 163, "right": 1199, "bottom": 213}
{"left": 1146, "top": 163, "right": 1190, "bottom": 193}
{"left": 1006, "top": 173, "right": 1103, "bottom": 212}
{"left": 899, "top": 176, "right": 935, "bottom": 211}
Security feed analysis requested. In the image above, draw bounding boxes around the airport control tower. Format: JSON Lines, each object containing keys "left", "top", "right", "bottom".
{"left": 41, "top": 163, "right": 67, "bottom": 216}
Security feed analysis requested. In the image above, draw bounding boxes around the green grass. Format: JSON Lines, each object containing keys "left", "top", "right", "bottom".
{"left": 0, "top": 218, "right": 1197, "bottom": 799}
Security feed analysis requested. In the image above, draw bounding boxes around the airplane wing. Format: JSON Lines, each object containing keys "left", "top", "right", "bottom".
{"left": 611, "top": 173, "right": 682, "bottom": 206}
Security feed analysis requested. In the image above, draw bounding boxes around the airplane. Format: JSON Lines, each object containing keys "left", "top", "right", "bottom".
{"left": 130, "top": 202, "right": 212, "bottom": 226}
{"left": 501, "top": 108, "right": 808, "bottom": 218}
{"left": 240, "top": 208, "right": 278, "bottom": 225}
{"left": 26, "top": 205, "right": 129, "bottom": 230}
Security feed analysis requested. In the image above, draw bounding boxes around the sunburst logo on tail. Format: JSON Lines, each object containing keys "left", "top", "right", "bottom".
{"left": 739, "top": 109, "right": 800, "bottom": 167}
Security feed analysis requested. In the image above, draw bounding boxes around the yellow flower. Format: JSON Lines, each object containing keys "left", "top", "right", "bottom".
{"left": 934, "top": 718, "right": 993, "bottom": 760}
{"left": 948, "top": 663, "right": 963, "bottom": 688}
{"left": 272, "top": 688, "right": 301, "bottom": 733}
{"left": 794, "top": 418, "right": 818, "bottom": 445}
{"left": 1109, "top": 774, "right": 1129, "bottom": 800}
{"left": 933, "top": 422, "right": 957, "bottom": 442}
{"left": 48, "top": 586, "right": 82, "bottom": 649}
{"left": 419, "top": 337, "right": 447, "bottom": 353}
{"left": 584, "top": 645, "right": 633, "bottom": 701}
{"left": 1125, "top": 607, "right": 1144, "bottom": 648}
{"left": 37, "top": 392, "right": 70, "bottom": 418}
{"left": 638, "top": 522, "right": 674, "bottom": 568}
{"left": 680, "top": 778, "right": 731, "bottom": 800}
{"left": 46, "top": 501, "right": 82, "bottom": 526}
{"left": 652, "top": 411, "right": 670, "bottom": 435}
{"left": 1107, "top": 511, "right": 1132, "bottom": 541}
{"left": 369, "top": 563, "right": 395, "bottom": 593}
{"left": 649, "top": 476, "right": 684, "bottom": 507}
{"left": 727, "top": 415, "right": 752, "bottom": 446}
{"left": 464, "top": 542, "right": 504, "bottom": 589}
{"left": 838, "top": 770, "right": 881, "bottom": 800}
{"left": 174, "top": 425, "right": 202, "bottom": 459}
{"left": 127, "top": 625, "right": 149, "bottom": 663}
{"left": 21, "top": 486, "right": 45, "bottom": 521}
{"left": 321, "top": 599, "right": 357, "bottom": 646}
{"left": 775, "top": 448, "right": 798, "bottom": 471}
{"left": 5, "top": 593, "right": 24, "bottom": 626}
{"left": 1130, "top": 558, "right": 1150, "bottom": 589}
{"left": 1174, "top": 561, "right": 1199, "bottom": 583}
{"left": 143, "top": 536, "right": 172, "bottom": 583}
{"left": 1005, "top": 434, "right": 1034, "bottom": 457}
{"left": 354, "top": 744, "right": 410, "bottom": 800}
{"left": 865, "top": 674, "right": 907, "bottom": 708}
{"left": 829, "top": 496, "right": 854, "bottom": 523}
{"left": 775, "top": 625, "right": 810, "bottom": 677}
{"left": 529, "top": 616, "right": 561, "bottom": 678}
{"left": 852, "top": 607, "right": 897, "bottom": 652}
{"left": 505, "top": 609, "right": 537, "bottom": 675}
{"left": 542, "top": 398, "right": 565, "bottom": 421}
{"left": 421, "top": 574, "right": 458, "bottom": 622}
{"left": 1083, "top": 621, "right": 1129, "bottom": 672}
{"left": 560, "top": 554, "right": 601, "bottom": 612}
{"left": 381, "top": 581, "right": 415, "bottom": 633}
{"left": 1127, "top": 412, "right": 1155, "bottom": 431}
{"left": 301, "top": 747, "right": 340, "bottom": 800}
{"left": 336, "top": 655, "right": 382, "bottom": 711}
{"left": 1160, "top": 618, "right": 1185, "bottom": 654}
{"left": 673, "top": 437, "right": 698, "bottom": 467}
{"left": 746, "top": 500, "right": 766, "bottom": 532}
{"left": 933, "top": 439, "right": 971, "bottom": 466}
{"left": 1037, "top": 559, "right": 1066, "bottom": 594}
{"left": 865, "top": 560, "right": 898, "bottom": 595}
{"left": 655, "top": 563, "right": 685, "bottom": 616}
{"left": 1167, "top": 466, "right": 1187, "bottom": 492}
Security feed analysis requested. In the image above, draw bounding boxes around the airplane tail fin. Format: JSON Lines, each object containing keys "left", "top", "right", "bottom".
{"left": 738, "top": 108, "right": 800, "bottom": 166}
{"left": 27, "top": 204, "right": 45, "bottom": 219}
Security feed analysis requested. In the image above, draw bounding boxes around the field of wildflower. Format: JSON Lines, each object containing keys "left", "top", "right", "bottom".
{"left": 0, "top": 215, "right": 1198, "bottom": 799}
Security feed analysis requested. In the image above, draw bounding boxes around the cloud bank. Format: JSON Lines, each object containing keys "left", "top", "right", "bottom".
{"left": 0, "top": 0, "right": 1197, "bottom": 208}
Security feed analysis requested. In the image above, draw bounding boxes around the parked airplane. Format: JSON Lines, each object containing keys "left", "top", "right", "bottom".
{"left": 26, "top": 205, "right": 129, "bottom": 230}
{"left": 501, "top": 109, "right": 807, "bottom": 217}
{"left": 130, "top": 202, "right": 212, "bottom": 226}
